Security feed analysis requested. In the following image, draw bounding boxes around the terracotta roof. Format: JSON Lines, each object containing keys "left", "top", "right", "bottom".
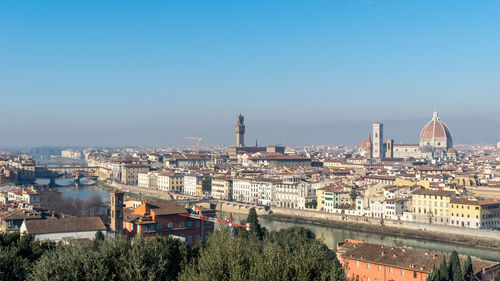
{"left": 23, "top": 217, "right": 106, "bottom": 234}
{"left": 338, "top": 241, "right": 498, "bottom": 274}
{"left": 420, "top": 111, "right": 452, "bottom": 140}
{"left": 0, "top": 209, "right": 43, "bottom": 220}
{"left": 450, "top": 198, "right": 500, "bottom": 206}
{"left": 148, "top": 201, "right": 189, "bottom": 216}
{"left": 412, "top": 189, "right": 455, "bottom": 197}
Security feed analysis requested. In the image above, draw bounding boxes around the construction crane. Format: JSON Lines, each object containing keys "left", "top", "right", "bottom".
{"left": 185, "top": 137, "right": 202, "bottom": 153}
{"left": 179, "top": 210, "right": 251, "bottom": 237}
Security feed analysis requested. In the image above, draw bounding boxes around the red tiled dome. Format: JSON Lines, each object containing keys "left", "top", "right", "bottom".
{"left": 359, "top": 138, "right": 371, "bottom": 149}
{"left": 420, "top": 111, "right": 452, "bottom": 140}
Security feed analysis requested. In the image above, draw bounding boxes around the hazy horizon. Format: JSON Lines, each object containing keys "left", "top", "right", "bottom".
{"left": 2, "top": 1, "right": 499, "bottom": 147}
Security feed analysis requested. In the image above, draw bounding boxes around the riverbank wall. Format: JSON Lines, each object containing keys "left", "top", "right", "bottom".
{"left": 269, "top": 207, "right": 500, "bottom": 249}
{"left": 215, "top": 201, "right": 270, "bottom": 216}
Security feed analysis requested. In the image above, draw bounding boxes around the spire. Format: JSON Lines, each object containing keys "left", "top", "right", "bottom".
{"left": 254, "top": 138, "right": 258, "bottom": 147}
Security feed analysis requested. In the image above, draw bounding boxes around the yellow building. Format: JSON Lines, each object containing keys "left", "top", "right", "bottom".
{"left": 317, "top": 185, "right": 353, "bottom": 212}
{"left": 449, "top": 198, "right": 500, "bottom": 229}
{"left": 411, "top": 189, "right": 455, "bottom": 225}
{"left": 395, "top": 178, "right": 430, "bottom": 188}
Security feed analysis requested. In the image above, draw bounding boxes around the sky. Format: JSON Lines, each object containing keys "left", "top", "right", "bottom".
{"left": 1, "top": 0, "right": 499, "bottom": 147}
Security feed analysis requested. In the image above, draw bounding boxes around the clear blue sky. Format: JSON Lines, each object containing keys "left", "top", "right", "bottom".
{"left": 1, "top": 0, "right": 499, "bottom": 146}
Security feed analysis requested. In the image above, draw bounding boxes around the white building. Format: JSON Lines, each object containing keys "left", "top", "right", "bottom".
{"left": 274, "top": 181, "right": 299, "bottom": 209}
{"left": 184, "top": 174, "right": 203, "bottom": 196}
{"left": 233, "top": 179, "right": 253, "bottom": 203}
{"left": 61, "top": 149, "right": 82, "bottom": 159}
{"left": 138, "top": 172, "right": 158, "bottom": 188}
{"left": 20, "top": 217, "right": 107, "bottom": 242}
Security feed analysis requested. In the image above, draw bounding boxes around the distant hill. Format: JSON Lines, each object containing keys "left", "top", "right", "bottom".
{"left": 246, "top": 117, "right": 500, "bottom": 146}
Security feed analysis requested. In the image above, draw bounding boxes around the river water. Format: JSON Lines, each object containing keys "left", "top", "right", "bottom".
{"left": 35, "top": 178, "right": 109, "bottom": 202}
{"left": 221, "top": 212, "right": 500, "bottom": 262}
{"left": 30, "top": 180, "right": 500, "bottom": 262}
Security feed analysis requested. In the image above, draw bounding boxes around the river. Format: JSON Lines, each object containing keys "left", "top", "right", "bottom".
{"left": 30, "top": 181, "right": 500, "bottom": 262}
{"left": 35, "top": 178, "right": 109, "bottom": 202}
{"left": 220, "top": 212, "right": 500, "bottom": 262}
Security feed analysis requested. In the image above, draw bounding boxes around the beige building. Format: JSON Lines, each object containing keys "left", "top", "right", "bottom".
{"left": 121, "top": 164, "right": 149, "bottom": 185}
{"left": 211, "top": 177, "right": 233, "bottom": 200}
{"left": 157, "top": 173, "right": 184, "bottom": 192}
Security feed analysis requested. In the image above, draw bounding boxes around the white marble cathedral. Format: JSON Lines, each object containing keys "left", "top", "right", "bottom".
{"left": 359, "top": 111, "right": 457, "bottom": 160}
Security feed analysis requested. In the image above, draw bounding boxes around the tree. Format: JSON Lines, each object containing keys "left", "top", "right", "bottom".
{"left": 349, "top": 189, "right": 358, "bottom": 202}
{"left": 349, "top": 189, "right": 358, "bottom": 209}
{"left": 179, "top": 226, "right": 346, "bottom": 281}
{"left": 462, "top": 256, "right": 473, "bottom": 281}
{"left": 438, "top": 257, "right": 449, "bottom": 281}
{"left": 427, "top": 265, "right": 439, "bottom": 281}
{"left": 448, "top": 250, "right": 462, "bottom": 281}
{"left": 246, "top": 208, "right": 264, "bottom": 239}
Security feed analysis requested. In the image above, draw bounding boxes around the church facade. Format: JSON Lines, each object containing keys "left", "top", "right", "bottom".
{"left": 359, "top": 111, "right": 457, "bottom": 160}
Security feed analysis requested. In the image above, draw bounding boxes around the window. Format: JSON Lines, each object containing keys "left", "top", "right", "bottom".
{"left": 414, "top": 272, "right": 418, "bottom": 278}
{"left": 402, "top": 269, "right": 405, "bottom": 276}
{"left": 356, "top": 261, "right": 359, "bottom": 268}
{"left": 389, "top": 267, "right": 393, "bottom": 274}
{"left": 180, "top": 221, "right": 185, "bottom": 227}
{"left": 188, "top": 221, "right": 192, "bottom": 228}
{"left": 378, "top": 265, "right": 381, "bottom": 271}
{"left": 367, "top": 264, "right": 370, "bottom": 269}
{"left": 168, "top": 223, "right": 174, "bottom": 229}
{"left": 157, "top": 224, "right": 162, "bottom": 230}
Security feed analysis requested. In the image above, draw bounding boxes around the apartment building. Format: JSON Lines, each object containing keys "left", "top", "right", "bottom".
{"left": 121, "top": 164, "right": 150, "bottom": 185}
{"left": 210, "top": 177, "right": 233, "bottom": 200}
{"left": 449, "top": 198, "right": 500, "bottom": 229}
{"left": 411, "top": 189, "right": 455, "bottom": 224}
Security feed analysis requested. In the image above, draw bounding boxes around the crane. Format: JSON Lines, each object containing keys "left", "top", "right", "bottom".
{"left": 179, "top": 210, "right": 251, "bottom": 237}
{"left": 185, "top": 137, "right": 202, "bottom": 153}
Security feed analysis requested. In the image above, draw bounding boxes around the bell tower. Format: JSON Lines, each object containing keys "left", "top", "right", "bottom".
{"left": 372, "top": 123, "right": 384, "bottom": 158}
{"left": 110, "top": 190, "right": 124, "bottom": 234}
{"left": 235, "top": 114, "right": 245, "bottom": 147}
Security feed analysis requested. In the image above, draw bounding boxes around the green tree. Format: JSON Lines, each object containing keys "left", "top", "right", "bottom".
{"left": 462, "top": 256, "right": 473, "bottom": 281}
{"left": 438, "top": 257, "right": 449, "bottom": 281}
{"left": 246, "top": 207, "right": 264, "bottom": 239}
{"left": 179, "top": 226, "right": 346, "bottom": 281}
{"left": 427, "top": 265, "right": 439, "bottom": 281}
{"left": 448, "top": 250, "right": 462, "bottom": 281}
{"left": 349, "top": 189, "right": 358, "bottom": 202}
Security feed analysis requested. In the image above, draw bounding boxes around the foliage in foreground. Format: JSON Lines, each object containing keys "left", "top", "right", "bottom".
{"left": 180, "top": 226, "right": 346, "bottom": 281}
{"left": 0, "top": 209, "right": 346, "bottom": 281}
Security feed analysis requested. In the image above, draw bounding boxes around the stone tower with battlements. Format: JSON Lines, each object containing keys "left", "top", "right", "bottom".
{"left": 235, "top": 114, "right": 245, "bottom": 147}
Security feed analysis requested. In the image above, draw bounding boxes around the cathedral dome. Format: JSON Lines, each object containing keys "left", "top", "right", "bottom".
{"left": 359, "top": 138, "right": 371, "bottom": 149}
{"left": 419, "top": 111, "right": 452, "bottom": 149}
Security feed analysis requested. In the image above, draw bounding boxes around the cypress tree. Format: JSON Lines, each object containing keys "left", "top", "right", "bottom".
{"left": 448, "top": 250, "right": 462, "bottom": 281}
{"left": 462, "top": 256, "right": 473, "bottom": 281}
{"left": 246, "top": 208, "right": 264, "bottom": 239}
{"left": 438, "top": 257, "right": 449, "bottom": 281}
{"left": 427, "top": 265, "right": 439, "bottom": 281}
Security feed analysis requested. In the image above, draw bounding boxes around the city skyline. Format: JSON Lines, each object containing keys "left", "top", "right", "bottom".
{"left": 2, "top": 1, "right": 500, "bottom": 146}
